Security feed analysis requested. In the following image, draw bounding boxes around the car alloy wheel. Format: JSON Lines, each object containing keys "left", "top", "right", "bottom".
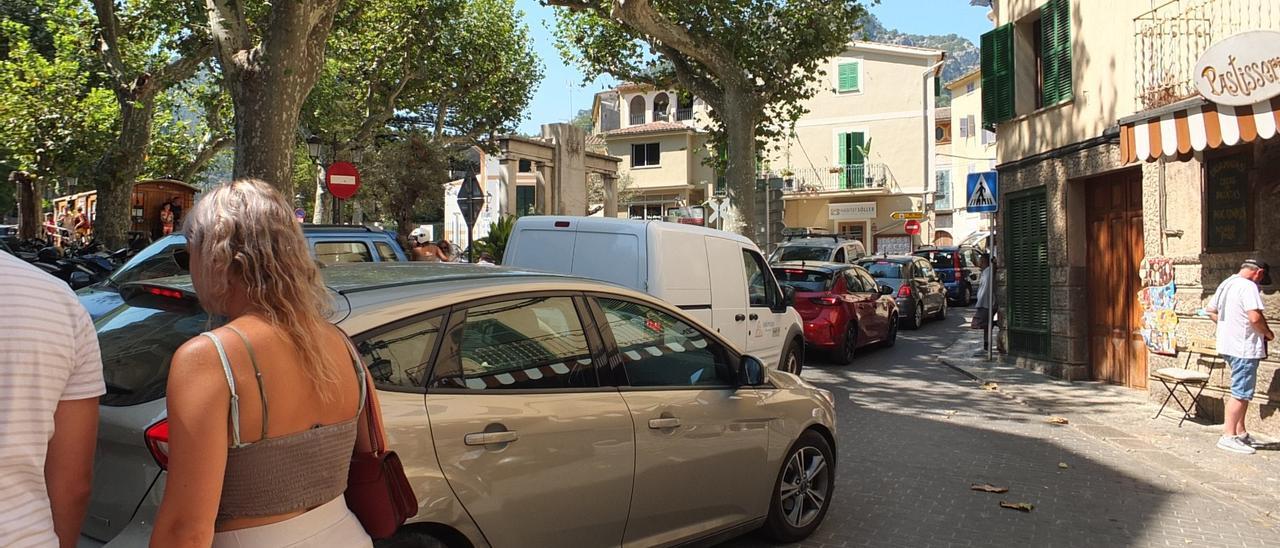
{"left": 764, "top": 430, "right": 835, "bottom": 542}
{"left": 938, "top": 298, "right": 947, "bottom": 320}
{"left": 783, "top": 343, "right": 802, "bottom": 375}
{"left": 885, "top": 315, "right": 898, "bottom": 347}
{"left": 836, "top": 323, "right": 857, "bottom": 365}
{"left": 911, "top": 303, "right": 924, "bottom": 330}
{"left": 958, "top": 286, "right": 970, "bottom": 306}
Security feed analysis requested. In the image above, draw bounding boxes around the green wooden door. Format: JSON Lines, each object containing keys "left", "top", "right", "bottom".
{"left": 838, "top": 132, "right": 865, "bottom": 189}
{"left": 1005, "top": 188, "right": 1050, "bottom": 357}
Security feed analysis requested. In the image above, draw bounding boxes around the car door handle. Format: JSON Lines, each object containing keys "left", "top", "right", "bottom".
{"left": 648, "top": 417, "right": 681, "bottom": 429}
{"left": 464, "top": 431, "right": 519, "bottom": 446}
{"left": 748, "top": 313, "right": 759, "bottom": 320}
{"left": 735, "top": 314, "right": 746, "bottom": 322}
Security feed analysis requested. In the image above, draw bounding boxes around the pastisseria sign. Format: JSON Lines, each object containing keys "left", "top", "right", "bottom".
{"left": 1194, "top": 30, "right": 1280, "bottom": 107}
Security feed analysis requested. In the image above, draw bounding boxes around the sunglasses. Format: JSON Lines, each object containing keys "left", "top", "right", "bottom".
{"left": 173, "top": 248, "right": 190, "bottom": 270}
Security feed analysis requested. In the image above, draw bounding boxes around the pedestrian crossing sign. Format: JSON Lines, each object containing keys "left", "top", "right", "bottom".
{"left": 966, "top": 171, "right": 998, "bottom": 213}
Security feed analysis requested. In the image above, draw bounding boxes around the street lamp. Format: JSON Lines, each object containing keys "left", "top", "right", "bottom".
{"left": 306, "top": 135, "right": 325, "bottom": 163}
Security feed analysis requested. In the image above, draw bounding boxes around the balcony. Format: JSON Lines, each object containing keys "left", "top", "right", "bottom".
{"left": 629, "top": 112, "right": 645, "bottom": 126}
{"left": 676, "top": 107, "right": 694, "bottom": 121}
{"left": 1134, "top": 0, "right": 1280, "bottom": 110}
{"left": 782, "top": 164, "right": 895, "bottom": 194}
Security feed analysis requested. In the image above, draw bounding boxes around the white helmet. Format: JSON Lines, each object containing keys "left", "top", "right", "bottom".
{"left": 409, "top": 227, "right": 430, "bottom": 245}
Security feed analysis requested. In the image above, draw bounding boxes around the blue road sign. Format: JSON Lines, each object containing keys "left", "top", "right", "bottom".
{"left": 966, "top": 171, "right": 999, "bottom": 213}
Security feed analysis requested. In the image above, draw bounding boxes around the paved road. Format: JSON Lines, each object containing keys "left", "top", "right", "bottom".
{"left": 725, "top": 310, "right": 1278, "bottom": 547}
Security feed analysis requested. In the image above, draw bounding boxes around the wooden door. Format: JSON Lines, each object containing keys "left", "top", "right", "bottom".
{"left": 1086, "top": 171, "right": 1147, "bottom": 388}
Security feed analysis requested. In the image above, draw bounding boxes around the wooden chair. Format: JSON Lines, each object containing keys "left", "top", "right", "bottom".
{"left": 1151, "top": 337, "right": 1218, "bottom": 427}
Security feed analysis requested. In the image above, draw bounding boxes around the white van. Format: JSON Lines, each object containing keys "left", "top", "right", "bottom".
{"left": 504, "top": 216, "right": 806, "bottom": 373}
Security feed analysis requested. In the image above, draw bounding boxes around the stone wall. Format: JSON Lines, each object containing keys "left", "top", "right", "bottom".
{"left": 1141, "top": 139, "right": 1280, "bottom": 436}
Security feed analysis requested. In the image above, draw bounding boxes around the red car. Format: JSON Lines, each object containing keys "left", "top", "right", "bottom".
{"left": 771, "top": 262, "right": 899, "bottom": 364}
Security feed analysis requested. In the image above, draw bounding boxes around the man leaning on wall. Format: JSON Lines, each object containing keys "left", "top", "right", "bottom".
{"left": 1205, "top": 259, "right": 1274, "bottom": 455}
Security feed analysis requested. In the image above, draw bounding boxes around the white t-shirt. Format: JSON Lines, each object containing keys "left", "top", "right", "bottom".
{"left": 975, "top": 266, "right": 994, "bottom": 308}
{"left": 1209, "top": 274, "right": 1267, "bottom": 359}
{"left": 0, "top": 252, "right": 105, "bottom": 547}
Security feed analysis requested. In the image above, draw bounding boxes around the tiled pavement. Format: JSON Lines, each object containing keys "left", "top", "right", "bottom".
{"left": 724, "top": 312, "right": 1278, "bottom": 548}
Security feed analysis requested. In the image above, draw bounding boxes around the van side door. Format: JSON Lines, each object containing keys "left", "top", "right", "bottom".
{"left": 741, "top": 247, "right": 787, "bottom": 368}
{"left": 705, "top": 236, "right": 749, "bottom": 350}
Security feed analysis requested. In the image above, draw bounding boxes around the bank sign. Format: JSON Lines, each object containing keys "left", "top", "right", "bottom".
{"left": 828, "top": 202, "right": 876, "bottom": 221}
{"left": 1194, "top": 30, "right": 1280, "bottom": 106}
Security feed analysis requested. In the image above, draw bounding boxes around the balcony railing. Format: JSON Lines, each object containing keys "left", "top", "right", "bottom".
{"left": 782, "top": 164, "right": 894, "bottom": 194}
{"left": 629, "top": 112, "right": 645, "bottom": 126}
{"left": 676, "top": 107, "right": 694, "bottom": 121}
{"left": 1134, "top": 0, "right": 1280, "bottom": 110}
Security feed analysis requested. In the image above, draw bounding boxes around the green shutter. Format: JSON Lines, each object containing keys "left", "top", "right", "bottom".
{"left": 1040, "top": 0, "right": 1073, "bottom": 105}
{"left": 848, "top": 132, "right": 865, "bottom": 188}
{"left": 837, "top": 133, "right": 849, "bottom": 188}
{"left": 1005, "top": 188, "right": 1050, "bottom": 357}
{"left": 981, "top": 24, "right": 1016, "bottom": 127}
{"left": 838, "top": 62, "right": 859, "bottom": 92}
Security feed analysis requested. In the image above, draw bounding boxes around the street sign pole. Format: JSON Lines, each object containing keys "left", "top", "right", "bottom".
{"left": 455, "top": 167, "right": 485, "bottom": 263}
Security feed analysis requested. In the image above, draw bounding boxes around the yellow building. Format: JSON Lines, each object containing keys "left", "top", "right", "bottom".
{"left": 768, "top": 41, "right": 944, "bottom": 254}
{"left": 983, "top": 0, "right": 1280, "bottom": 433}
{"left": 936, "top": 69, "right": 996, "bottom": 245}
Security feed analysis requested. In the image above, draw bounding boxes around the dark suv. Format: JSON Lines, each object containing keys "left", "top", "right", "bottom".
{"left": 912, "top": 245, "right": 985, "bottom": 305}
{"left": 76, "top": 224, "right": 407, "bottom": 319}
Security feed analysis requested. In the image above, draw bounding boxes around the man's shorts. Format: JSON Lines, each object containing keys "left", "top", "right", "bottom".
{"left": 1224, "top": 355, "right": 1260, "bottom": 401}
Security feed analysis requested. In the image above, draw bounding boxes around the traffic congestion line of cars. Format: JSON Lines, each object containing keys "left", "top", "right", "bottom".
{"left": 82, "top": 219, "right": 839, "bottom": 547}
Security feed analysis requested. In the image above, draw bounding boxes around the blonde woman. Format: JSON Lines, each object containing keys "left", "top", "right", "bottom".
{"left": 151, "top": 179, "right": 372, "bottom": 547}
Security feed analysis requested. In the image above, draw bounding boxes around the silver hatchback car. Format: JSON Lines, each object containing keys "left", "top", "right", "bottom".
{"left": 84, "top": 263, "right": 838, "bottom": 547}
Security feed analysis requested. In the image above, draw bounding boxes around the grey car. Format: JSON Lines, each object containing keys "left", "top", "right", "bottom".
{"left": 83, "top": 263, "right": 838, "bottom": 547}
{"left": 855, "top": 255, "right": 948, "bottom": 329}
{"left": 769, "top": 235, "right": 867, "bottom": 265}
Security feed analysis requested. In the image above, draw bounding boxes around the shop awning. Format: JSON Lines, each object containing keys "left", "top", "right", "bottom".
{"left": 1119, "top": 97, "right": 1280, "bottom": 163}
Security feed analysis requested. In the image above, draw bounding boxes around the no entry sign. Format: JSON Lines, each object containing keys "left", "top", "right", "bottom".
{"left": 904, "top": 219, "right": 921, "bottom": 236}
{"left": 326, "top": 161, "right": 361, "bottom": 200}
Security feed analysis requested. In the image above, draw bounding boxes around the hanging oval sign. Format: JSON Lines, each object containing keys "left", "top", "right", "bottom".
{"left": 1193, "top": 30, "right": 1280, "bottom": 106}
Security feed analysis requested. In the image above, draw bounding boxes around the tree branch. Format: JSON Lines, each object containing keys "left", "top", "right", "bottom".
{"left": 90, "top": 0, "right": 129, "bottom": 87}
{"left": 153, "top": 41, "right": 216, "bottom": 91}
{"left": 204, "top": 0, "right": 252, "bottom": 67}
{"left": 656, "top": 44, "right": 724, "bottom": 110}
{"left": 177, "top": 135, "right": 232, "bottom": 181}
{"left": 353, "top": 61, "right": 415, "bottom": 145}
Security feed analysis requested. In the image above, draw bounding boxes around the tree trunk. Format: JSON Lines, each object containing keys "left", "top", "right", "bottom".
{"left": 228, "top": 79, "right": 306, "bottom": 197}
{"left": 722, "top": 92, "right": 760, "bottom": 240}
{"left": 91, "top": 96, "right": 156, "bottom": 248}
{"left": 13, "top": 172, "right": 40, "bottom": 241}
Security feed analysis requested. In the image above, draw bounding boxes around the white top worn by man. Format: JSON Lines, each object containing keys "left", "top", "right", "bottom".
{"left": 1205, "top": 259, "right": 1274, "bottom": 455}
{"left": 0, "top": 251, "right": 104, "bottom": 546}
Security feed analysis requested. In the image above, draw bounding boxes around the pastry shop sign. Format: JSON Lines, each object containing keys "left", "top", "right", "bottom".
{"left": 1194, "top": 30, "right": 1280, "bottom": 106}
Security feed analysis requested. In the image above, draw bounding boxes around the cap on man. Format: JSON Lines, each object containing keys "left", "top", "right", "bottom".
{"left": 1205, "top": 259, "right": 1274, "bottom": 455}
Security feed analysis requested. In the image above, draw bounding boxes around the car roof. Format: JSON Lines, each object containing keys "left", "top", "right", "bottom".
{"left": 858, "top": 255, "right": 916, "bottom": 264}
{"left": 771, "top": 261, "right": 851, "bottom": 273}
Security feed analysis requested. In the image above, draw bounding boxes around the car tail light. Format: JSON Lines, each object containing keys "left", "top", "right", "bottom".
{"left": 146, "top": 287, "right": 184, "bottom": 299}
{"left": 554, "top": 221, "right": 570, "bottom": 228}
{"left": 144, "top": 419, "right": 170, "bottom": 470}
{"left": 811, "top": 296, "right": 839, "bottom": 306}
{"left": 897, "top": 285, "right": 912, "bottom": 298}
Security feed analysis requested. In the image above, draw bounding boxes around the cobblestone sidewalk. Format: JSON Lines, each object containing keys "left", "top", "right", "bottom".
{"left": 939, "top": 328, "right": 1280, "bottom": 521}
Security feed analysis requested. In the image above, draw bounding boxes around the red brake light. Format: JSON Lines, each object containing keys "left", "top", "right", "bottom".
{"left": 811, "top": 296, "right": 839, "bottom": 306}
{"left": 554, "top": 221, "right": 570, "bottom": 228}
{"left": 146, "top": 287, "right": 184, "bottom": 299}
{"left": 897, "top": 285, "right": 912, "bottom": 298}
{"left": 144, "top": 419, "right": 170, "bottom": 470}
{"left": 785, "top": 269, "right": 806, "bottom": 274}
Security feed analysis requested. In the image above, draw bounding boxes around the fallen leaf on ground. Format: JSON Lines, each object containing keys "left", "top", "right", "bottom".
{"left": 970, "top": 483, "right": 1009, "bottom": 493}
{"left": 1046, "top": 416, "right": 1069, "bottom": 425}
{"left": 1057, "top": 462, "right": 1069, "bottom": 469}
{"left": 980, "top": 382, "right": 999, "bottom": 391}
{"left": 999, "top": 501, "right": 1034, "bottom": 512}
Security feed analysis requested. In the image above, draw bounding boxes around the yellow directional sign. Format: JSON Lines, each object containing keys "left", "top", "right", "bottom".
{"left": 890, "top": 211, "right": 926, "bottom": 220}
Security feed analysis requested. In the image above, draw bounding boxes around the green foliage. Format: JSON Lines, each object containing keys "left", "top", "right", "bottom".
{"left": 472, "top": 215, "right": 514, "bottom": 264}
{"left": 570, "top": 108, "right": 594, "bottom": 133}
{"left": 551, "top": 0, "right": 871, "bottom": 163}
{"left": 0, "top": 3, "right": 117, "bottom": 181}
{"left": 359, "top": 132, "right": 449, "bottom": 238}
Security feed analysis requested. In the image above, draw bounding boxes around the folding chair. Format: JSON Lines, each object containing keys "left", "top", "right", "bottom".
{"left": 1152, "top": 337, "right": 1218, "bottom": 426}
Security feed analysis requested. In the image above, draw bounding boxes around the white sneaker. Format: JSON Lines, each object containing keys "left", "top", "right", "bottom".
{"left": 1217, "top": 435, "right": 1257, "bottom": 455}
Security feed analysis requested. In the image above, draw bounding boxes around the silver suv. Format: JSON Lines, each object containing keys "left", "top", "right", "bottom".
{"left": 85, "top": 263, "right": 838, "bottom": 547}
{"left": 769, "top": 235, "right": 867, "bottom": 265}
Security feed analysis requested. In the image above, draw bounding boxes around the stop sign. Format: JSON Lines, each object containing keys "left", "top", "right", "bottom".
{"left": 326, "top": 161, "right": 361, "bottom": 200}
{"left": 904, "top": 219, "right": 921, "bottom": 235}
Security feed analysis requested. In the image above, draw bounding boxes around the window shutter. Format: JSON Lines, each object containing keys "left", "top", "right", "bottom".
{"left": 849, "top": 132, "right": 865, "bottom": 164}
{"left": 838, "top": 62, "right": 859, "bottom": 92}
{"left": 959, "top": 117, "right": 968, "bottom": 138}
{"left": 1005, "top": 189, "right": 1050, "bottom": 357}
{"left": 1041, "top": 0, "right": 1073, "bottom": 105}
{"left": 837, "top": 133, "right": 849, "bottom": 188}
{"left": 981, "top": 24, "right": 1016, "bottom": 126}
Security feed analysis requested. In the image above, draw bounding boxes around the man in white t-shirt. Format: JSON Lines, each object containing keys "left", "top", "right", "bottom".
{"left": 1205, "top": 259, "right": 1274, "bottom": 455}
{"left": 0, "top": 251, "right": 105, "bottom": 546}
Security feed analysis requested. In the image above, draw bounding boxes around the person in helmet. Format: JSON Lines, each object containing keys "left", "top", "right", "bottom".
{"left": 409, "top": 230, "right": 449, "bottom": 262}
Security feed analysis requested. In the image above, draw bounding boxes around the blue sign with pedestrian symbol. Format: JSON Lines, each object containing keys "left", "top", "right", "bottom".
{"left": 966, "top": 171, "right": 998, "bottom": 213}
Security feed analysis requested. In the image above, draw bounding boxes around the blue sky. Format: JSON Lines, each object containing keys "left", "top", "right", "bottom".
{"left": 514, "top": 0, "right": 994, "bottom": 134}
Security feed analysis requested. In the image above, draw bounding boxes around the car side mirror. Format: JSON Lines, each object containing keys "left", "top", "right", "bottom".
{"left": 879, "top": 285, "right": 894, "bottom": 296}
{"left": 782, "top": 285, "right": 796, "bottom": 307}
{"left": 739, "top": 355, "right": 765, "bottom": 385}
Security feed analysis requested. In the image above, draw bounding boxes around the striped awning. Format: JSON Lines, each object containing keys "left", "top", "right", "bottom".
{"left": 1119, "top": 97, "right": 1280, "bottom": 163}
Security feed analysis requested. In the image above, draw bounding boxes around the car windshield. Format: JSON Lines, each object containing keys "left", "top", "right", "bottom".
{"left": 107, "top": 236, "right": 187, "bottom": 286}
{"left": 97, "top": 302, "right": 208, "bottom": 407}
{"left": 859, "top": 261, "right": 904, "bottom": 279}
{"left": 772, "top": 268, "right": 833, "bottom": 292}
{"left": 772, "top": 246, "right": 831, "bottom": 262}
{"left": 916, "top": 250, "right": 958, "bottom": 270}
